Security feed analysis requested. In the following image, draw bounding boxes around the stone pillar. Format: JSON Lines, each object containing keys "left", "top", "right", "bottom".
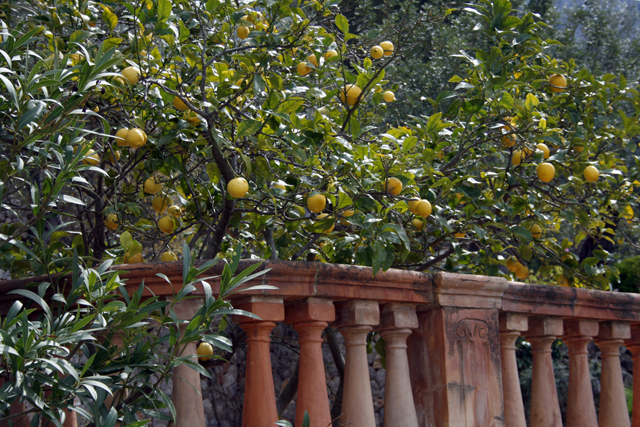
{"left": 526, "top": 317, "right": 563, "bottom": 427}
{"left": 499, "top": 313, "right": 528, "bottom": 427}
{"left": 379, "top": 303, "right": 419, "bottom": 427}
{"left": 596, "top": 321, "right": 631, "bottom": 427}
{"left": 285, "top": 298, "right": 335, "bottom": 427}
{"left": 407, "top": 307, "right": 505, "bottom": 427}
{"left": 171, "top": 298, "right": 206, "bottom": 427}
{"left": 333, "top": 300, "right": 380, "bottom": 427}
{"left": 234, "top": 296, "right": 285, "bottom": 427}
{"left": 563, "top": 319, "right": 599, "bottom": 427}
{"left": 626, "top": 325, "right": 640, "bottom": 427}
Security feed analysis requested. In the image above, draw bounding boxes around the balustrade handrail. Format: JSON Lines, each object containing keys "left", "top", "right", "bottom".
{"left": 3, "top": 260, "right": 639, "bottom": 321}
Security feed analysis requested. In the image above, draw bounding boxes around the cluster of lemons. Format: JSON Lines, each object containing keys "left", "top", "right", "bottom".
{"left": 295, "top": 41, "right": 396, "bottom": 106}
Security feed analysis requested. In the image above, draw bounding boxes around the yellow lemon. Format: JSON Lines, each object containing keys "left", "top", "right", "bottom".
{"left": 512, "top": 150, "right": 525, "bottom": 166}
{"left": 237, "top": 26, "right": 250, "bottom": 39}
{"left": 83, "top": 150, "right": 100, "bottom": 166}
{"left": 417, "top": 200, "right": 432, "bottom": 218}
{"left": 537, "top": 162, "right": 555, "bottom": 182}
{"left": 274, "top": 184, "right": 286, "bottom": 190}
{"left": 104, "top": 214, "right": 119, "bottom": 230}
{"left": 340, "top": 84, "right": 362, "bottom": 106}
{"left": 186, "top": 111, "right": 201, "bottom": 125}
{"left": 530, "top": 224, "right": 542, "bottom": 239}
{"left": 324, "top": 50, "right": 338, "bottom": 59}
{"left": 502, "top": 125, "right": 516, "bottom": 148}
{"left": 122, "top": 66, "right": 140, "bottom": 84}
{"left": 161, "top": 251, "right": 178, "bottom": 262}
{"left": 515, "top": 263, "right": 529, "bottom": 279}
{"left": 167, "top": 205, "right": 182, "bottom": 217}
{"left": 379, "top": 41, "right": 394, "bottom": 56}
{"left": 197, "top": 342, "right": 214, "bottom": 362}
{"left": 126, "top": 128, "right": 147, "bottom": 148}
{"left": 536, "top": 143, "right": 550, "bottom": 159}
{"left": 454, "top": 232, "right": 466, "bottom": 238}
{"left": 152, "top": 195, "right": 171, "bottom": 213}
{"left": 173, "top": 96, "right": 189, "bottom": 111}
{"left": 144, "top": 177, "right": 162, "bottom": 194}
{"left": 407, "top": 198, "right": 421, "bottom": 214}
{"left": 412, "top": 218, "right": 424, "bottom": 231}
{"left": 227, "top": 177, "right": 249, "bottom": 198}
{"left": 342, "top": 209, "right": 354, "bottom": 217}
{"left": 115, "top": 128, "right": 129, "bottom": 147}
{"left": 548, "top": 74, "right": 567, "bottom": 93}
{"left": 297, "top": 61, "right": 312, "bottom": 76}
{"left": 308, "top": 54, "right": 318, "bottom": 67}
{"left": 383, "top": 91, "right": 395, "bottom": 102}
{"left": 384, "top": 177, "right": 403, "bottom": 195}
{"left": 317, "top": 213, "right": 335, "bottom": 233}
{"left": 124, "top": 251, "right": 143, "bottom": 264}
{"left": 307, "top": 194, "right": 326, "bottom": 213}
{"left": 506, "top": 257, "right": 518, "bottom": 272}
{"left": 158, "top": 216, "right": 174, "bottom": 234}
{"left": 371, "top": 45, "right": 383, "bottom": 59}
{"left": 584, "top": 165, "right": 599, "bottom": 182}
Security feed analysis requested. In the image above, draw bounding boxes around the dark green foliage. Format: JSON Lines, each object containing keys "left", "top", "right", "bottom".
{"left": 612, "top": 256, "right": 640, "bottom": 293}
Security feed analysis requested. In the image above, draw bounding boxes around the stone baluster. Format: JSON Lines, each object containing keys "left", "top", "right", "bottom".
{"left": 526, "top": 317, "right": 563, "bottom": 427}
{"left": 625, "top": 325, "right": 640, "bottom": 427}
{"left": 333, "top": 300, "right": 380, "bottom": 427}
{"left": 596, "top": 321, "right": 631, "bottom": 427}
{"left": 563, "top": 319, "right": 599, "bottom": 427}
{"left": 499, "top": 313, "right": 528, "bottom": 427}
{"left": 379, "top": 303, "right": 419, "bottom": 427}
{"left": 171, "top": 298, "right": 206, "bottom": 427}
{"left": 285, "top": 298, "right": 335, "bottom": 427}
{"left": 233, "top": 296, "right": 285, "bottom": 427}
{"left": 4, "top": 401, "right": 29, "bottom": 427}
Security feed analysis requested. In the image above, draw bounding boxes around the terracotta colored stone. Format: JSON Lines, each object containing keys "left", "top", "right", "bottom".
{"left": 434, "top": 273, "right": 508, "bottom": 309}
{"left": 286, "top": 299, "right": 335, "bottom": 427}
{"left": 526, "top": 317, "right": 563, "bottom": 427}
{"left": 407, "top": 308, "right": 504, "bottom": 427}
{"left": 3, "top": 401, "right": 29, "bottom": 427}
{"left": 235, "top": 297, "right": 284, "bottom": 427}
{"left": 563, "top": 319, "right": 599, "bottom": 427}
{"left": 499, "top": 313, "right": 527, "bottom": 427}
{"left": 379, "top": 304, "right": 419, "bottom": 427}
{"left": 334, "top": 300, "right": 379, "bottom": 427}
{"left": 626, "top": 325, "right": 640, "bottom": 427}
{"left": 596, "top": 321, "right": 631, "bottom": 427}
{"left": 170, "top": 298, "right": 206, "bottom": 427}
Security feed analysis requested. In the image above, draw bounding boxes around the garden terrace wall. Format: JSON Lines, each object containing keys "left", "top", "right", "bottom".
{"left": 2, "top": 260, "right": 639, "bottom": 427}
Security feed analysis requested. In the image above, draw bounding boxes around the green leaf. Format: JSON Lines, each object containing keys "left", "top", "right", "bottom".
{"left": 158, "top": 0, "right": 172, "bottom": 22}
{"left": 372, "top": 241, "right": 386, "bottom": 276}
{"left": 237, "top": 119, "right": 262, "bottom": 138}
{"left": 512, "top": 225, "right": 532, "bottom": 241}
{"left": 525, "top": 93, "right": 539, "bottom": 111}
{"left": 102, "top": 7, "right": 118, "bottom": 32}
{"left": 120, "top": 231, "right": 134, "bottom": 250}
{"left": 335, "top": 14, "right": 349, "bottom": 34}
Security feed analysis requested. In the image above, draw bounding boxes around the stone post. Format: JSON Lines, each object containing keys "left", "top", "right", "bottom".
{"left": 407, "top": 273, "right": 507, "bottom": 427}
{"left": 333, "top": 300, "right": 380, "bottom": 427}
{"left": 499, "top": 313, "right": 528, "bottom": 427}
{"left": 626, "top": 325, "right": 640, "bottom": 427}
{"left": 379, "top": 303, "right": 419, "bottom": 427}
{"left": 285, "top": 298, "right": 335, "bottom": 427}
{"left": 233, "top": 296, "right": 285, "bottom": 427}
{"left": 563, "top": 319, "right": 599, "bottom": 427}
{"left": 526, "top": 317, "right": 563, "bottom": 427}
{"left": 171, "top": 298, "right": 206, "bottom": 427}
{"left": 596, "top": 321, "right": 631, "bottom": 427}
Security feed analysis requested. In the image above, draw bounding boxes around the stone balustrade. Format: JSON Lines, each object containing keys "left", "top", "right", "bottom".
{"left": 2, "top": 260, "right": 640, "bottom": 427}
